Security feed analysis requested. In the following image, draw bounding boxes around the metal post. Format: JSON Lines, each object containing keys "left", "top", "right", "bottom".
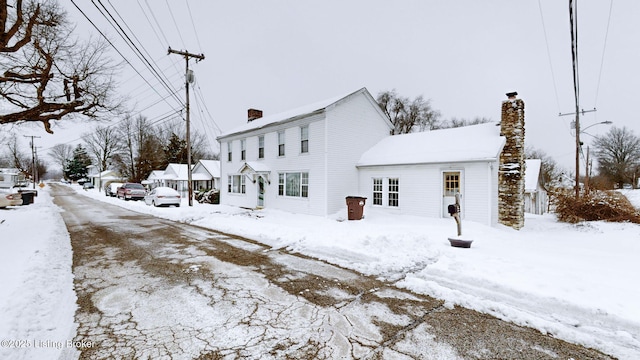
{"left": 168, "top": 48, "right": 205, "bottom": 206}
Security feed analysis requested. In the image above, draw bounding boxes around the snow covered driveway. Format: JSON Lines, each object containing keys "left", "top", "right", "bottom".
{"left": 50, "top": 184, "right": 612, "bottom": 359}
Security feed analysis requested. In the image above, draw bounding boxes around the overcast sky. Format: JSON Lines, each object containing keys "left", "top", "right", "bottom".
{"left": 26, "top": 1, "right": 639, "bottom": 174}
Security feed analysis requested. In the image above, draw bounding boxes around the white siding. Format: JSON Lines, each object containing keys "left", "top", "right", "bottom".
{"left": 325, "top": 93, "right": 392, "bottom": 214}
{"left": 219, "top": 114, "right": 328, "bottom": 215}
{"left": 357, "top": 161, "right": 498, "bottom": 226}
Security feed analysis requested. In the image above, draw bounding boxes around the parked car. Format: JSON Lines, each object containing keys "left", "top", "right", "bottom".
{"left": 82, "top": 182, "right": 95, "bottom": 190}
{"left": 144, "top": 187, "right": 181, "bottom": 207}
{"left": 104, "top": 182, "right": 124, "bottom": 197}
{"left": 0, "top": 190, "right": 22, "bottom": 208}
{"left": 116, "top": 183, "right": 146, "bottom": 201}
{"left": 77, "top": 178, "right": 89, "bottom": 185}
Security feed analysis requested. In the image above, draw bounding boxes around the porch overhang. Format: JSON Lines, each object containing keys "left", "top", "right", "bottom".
{"left": 238, "top": 162, "right": 271, "bottom": 184}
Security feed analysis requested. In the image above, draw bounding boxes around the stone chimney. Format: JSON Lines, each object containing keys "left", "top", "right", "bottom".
{"left": 498, "top": 91, "right": 525, "bottom": 230}
{"left": 247, "top": 108, "right": 263, "bottom": 122}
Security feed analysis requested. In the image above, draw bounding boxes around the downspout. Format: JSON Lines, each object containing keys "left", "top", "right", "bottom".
{"left": 324, "top": 115, "right": 329, "bottom": 216}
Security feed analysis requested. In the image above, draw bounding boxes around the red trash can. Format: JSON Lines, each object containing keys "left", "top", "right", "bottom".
{"left": 345, "top": 196, "right": 367, "bottom": 220}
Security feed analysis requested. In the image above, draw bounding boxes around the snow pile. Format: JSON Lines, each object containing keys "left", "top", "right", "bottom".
{"left": 0, "top": 187, "right": 77, "bottom": 360}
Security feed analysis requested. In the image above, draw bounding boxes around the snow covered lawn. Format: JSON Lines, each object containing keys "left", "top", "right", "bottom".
{"left": 2, "top": 183, "right": 639, "bottom": 359}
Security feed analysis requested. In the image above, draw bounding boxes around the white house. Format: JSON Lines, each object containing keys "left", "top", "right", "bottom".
{"left": 192, "top": 160, "right": 221, "bottom": 191}
{"left": 144, "top": 170, "right": 166, "bottom": 188}
{"left": 161, "top": 163, "right": 190, "bottom": 196}
{"left": 216, "top": 88, "right": 393, "bottom": 216}
{"left": 357, "top": 123, "right": 505, "bottom": 226}
{"left": 89, "top": 169, "right": 124, "bottom": 190}
{"left": 524, "top": 159, "right": 548, "bottom": 215}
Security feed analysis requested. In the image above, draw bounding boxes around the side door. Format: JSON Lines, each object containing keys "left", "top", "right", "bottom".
{"left": 442, "top": 171, "right": 462, "bottom": 217}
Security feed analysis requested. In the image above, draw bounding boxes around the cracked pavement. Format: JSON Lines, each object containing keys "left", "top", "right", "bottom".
{"left": 51, "top": 184, "right": 614, "bottom": 359}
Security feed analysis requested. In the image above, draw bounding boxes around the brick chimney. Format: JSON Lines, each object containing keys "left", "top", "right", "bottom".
{"left": 498, "top": 91, "right": 525, "bottom": 230}
{"left": 248, "top": 108, "right": 263, "bottom": 122}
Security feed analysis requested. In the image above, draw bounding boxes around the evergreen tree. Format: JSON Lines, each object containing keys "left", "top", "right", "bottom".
{"left": 64, "top": 145, "right": 92, "bottom": 181}
{"left": 164, "top": 132, "right": 188, "bottom": 164}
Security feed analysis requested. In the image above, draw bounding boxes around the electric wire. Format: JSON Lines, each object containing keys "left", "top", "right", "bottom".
{"left": 593, "top": 0, "right": 614, "bottom": 107}
{"left": 91, "top": 0, "right": 184, "bottom": 107}
{"left": 184, "top": 0, "right": 204, "bottom": 52}
{"left": 165, "top": 0, "right": 187, "bottom": 49}
{"left": 537, "top": 0, "right": 562, "bottom": 115}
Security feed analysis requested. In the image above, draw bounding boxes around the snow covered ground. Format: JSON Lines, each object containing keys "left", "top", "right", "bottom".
{"left": 1, "top": 183, "right": 639, "bottom": 359}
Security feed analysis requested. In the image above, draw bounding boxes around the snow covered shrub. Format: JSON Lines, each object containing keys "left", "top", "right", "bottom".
{"left": 196, "top": 189, "right": 220, "bottom": 204}
{"left": 552, "top": 189, "right": 640, "bottom": 224}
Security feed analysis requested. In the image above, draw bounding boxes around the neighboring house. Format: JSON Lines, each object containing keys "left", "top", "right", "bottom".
{"left": 524, "top": 159, "right": 548, "bottom": 215}
{"left": 144, "top": 170, "right": 166, "bottom": 188}
{"left": 217, "top": 87, "right": 393, "bottom": 215}
{"left": 161, "top": 163, "right": 190, "bottom": 197}
{"left": 357, "top": 123, "right": 505, "bottom": 226}
{"left": 90, "top": 169, "right": 124, "bottom": 190}
{"left": 0, "top": 168, "right": 22, "bottom": 188}
{"left": 192, "top": 160, "right": 221, "bottom": 191}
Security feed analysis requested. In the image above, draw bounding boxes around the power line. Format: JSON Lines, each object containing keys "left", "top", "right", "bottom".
{"left": 165, "top": 0, "right": 187, "bottom": 49}
{"left": 91, "top": 0, "right": 184, "bottom": 107}
{"left": 537, "top": 0, "right": 562, "bottom": 114}
{"left": 594, "top": 0, "right": 614, "bottom": 107}
{"left": 184, "top": 0, "right": 204, "bottom": 52}
{"left": 69, "top": 0, "right": 182, "bottom": 112}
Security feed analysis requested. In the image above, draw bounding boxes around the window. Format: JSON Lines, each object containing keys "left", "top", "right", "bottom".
{"left": 258, "top": 136, "right": 264, "bottom": 159}
{"left": 227, "top": 142, "right": 232, "bottom": 162}
{"left": 388, "top": 178, "right": 399, "bottom": 207}
{"left": 240, "top": 139, "right": 246, "bottom": 161}
{"left": 300, "top": 126, "right": 309, "bottom": 153}
{"left": 373, "top": 178, "right": 383, "bottom": 205}
{"left": 228, "top": 175, "right": 245, "bottom": 194}
{"left": 278, "top": 131, "right": 285, "bottom": 156}
{"left": 278, "top": 172, "right": 309, "bottom": 198}
{"left": 444, "top": 172, "right": 460, "bottom": 196}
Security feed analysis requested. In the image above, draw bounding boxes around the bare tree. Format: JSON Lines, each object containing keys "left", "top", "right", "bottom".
{"left": 438, "top": 116, "right": 492, "bottom": 129}
{"left": 593, "top": 126, "right": 640, "bottom": 189}
{"left": 7, "top": 136, "right": 29, "bottom": 174}
{"left": 84, "top": 125, "right": 121, "bottom": 172}
{"left": 377, "top": 89, "right": 441, "bottom": 134}
{"left": 0, "top": 0, "right": 121, "bottom": 133}
{"left": 48, "top": 143, "right": 73, "bottom": 173}
{"left": 525, "top": 146, "right": 562, "bottom": 189}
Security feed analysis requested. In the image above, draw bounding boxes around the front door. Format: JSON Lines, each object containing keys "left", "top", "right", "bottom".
{"left": 442, "top": 171, "right": 461, "bottom": 217}
{"left": 257, "top": 176, "right": 265, "bottom": 208}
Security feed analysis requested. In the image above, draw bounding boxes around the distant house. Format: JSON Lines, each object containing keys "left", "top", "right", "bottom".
{"left": 524, "top": 159, "right": 548, "bottom": 215}
{"left": 217, "top": 88, "right": 393, "bottom": 215}
{"left": 160, "top": 163, "right": 190, "bottom": 197}
{"left": 144, "top": 170, "right": 166, "bottom": 188}
{"left": 192, "top": 160, "right": 220, "bottom": 191}
{"left": 89, "top": 169, "right": 124, "bottom": 190}
{"left": 0, "top": 168, "right": 22, "bottom": 188}
{"left": 357, "top": 123, "right": 505, "bottom": 226}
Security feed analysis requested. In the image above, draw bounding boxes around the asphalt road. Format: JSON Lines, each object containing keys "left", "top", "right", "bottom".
{"left": 51, "top": 184, "right": 614, "bottom": 359}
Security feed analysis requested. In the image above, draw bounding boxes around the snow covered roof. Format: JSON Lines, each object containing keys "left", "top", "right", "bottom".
{"left": 239, "top": 161, "right": 270, "bottom": 173}
{"left": 147, "top": 170, "right": 165, "bottom": 180}
{"left": 195, "top": 160, "right": 221, "bottom": 178}
{"left": 162, "top": 164, "right": 190, "bottom": 180}
{"left": 217, "top": 88, "right": 372, "bottom": 139}
{"left": 357, "top": 122, "right": 506, "bottom": 167}
{"left": 525, "top": 159, "right": 542, "bottom": 191}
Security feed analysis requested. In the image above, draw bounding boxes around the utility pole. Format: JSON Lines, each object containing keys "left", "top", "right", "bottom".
{"left": 559, "top": 108, "right": 596, "bottom": 198}
{"left": 23, "top": 135, "right": 40, "bottom": 189}
{"left": 168, "top": 47, "right": 205, "bottom": 206}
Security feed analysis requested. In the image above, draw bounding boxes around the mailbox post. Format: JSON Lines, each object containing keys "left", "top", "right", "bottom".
{"left": 447, "top": 192, "right": 473, "bottom": 248}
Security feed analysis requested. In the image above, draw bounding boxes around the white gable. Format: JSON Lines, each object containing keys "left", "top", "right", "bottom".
{"left": 525, "top": 159, "right": 542, "bottom": 191}
{"left": 163, "top": 164, "right": 189, "bottom": 180}
{"left": 357, "top": 122, "right": 505, "bottom": 167}
{"left": 195, "top": 160, "right": 221, "bottom": 178}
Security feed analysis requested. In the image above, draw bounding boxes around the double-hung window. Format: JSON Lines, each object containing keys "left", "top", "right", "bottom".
{"left": 240, "top": 139, "right": 246, "bottom": 161}
{"left": 300, "top": 126, "right": 309, "bottom": 153}
{"left": 278, "top": 172, "right": 309, "bottom": 198}
{"left": 227, "top": 142, "right": 232, "bottom": 162}
{"left": 388, "top": 178, "right": 399, "bottom": 207}
{"left": 278, "top": 131, "right": 285, "bottom": 156}
{"left": 258, "top": 136, "right": 264, "bottom": 159}
{"left": 228, "top": 175, "right": 245, "bottom": 194}
{"left": 373, "top": 178, "right": 383, "bottom": 205}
